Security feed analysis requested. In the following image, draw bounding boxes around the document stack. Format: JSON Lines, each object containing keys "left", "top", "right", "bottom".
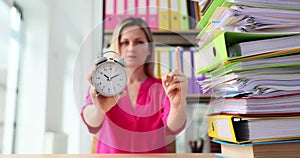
{"left": 194, "top": 0, "right": 300, "bottom": 157}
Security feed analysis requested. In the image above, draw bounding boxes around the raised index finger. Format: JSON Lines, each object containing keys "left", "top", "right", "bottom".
{"left": 173, "top": 46, "right": 182, "bottom": 72}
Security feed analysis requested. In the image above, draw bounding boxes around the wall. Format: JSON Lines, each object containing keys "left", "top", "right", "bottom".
{"left": 13, "top": 0, "right": 49, "bottom": 153}
{"left": 0, "top": 0, "right": 10, "bottom": 152}
{"left": 14, "top": 0, "right": 102, "bottom": 153}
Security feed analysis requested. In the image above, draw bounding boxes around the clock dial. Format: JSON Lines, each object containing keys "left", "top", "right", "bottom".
{"left": 92, "top": 61, "right": 127, "bottom": 97}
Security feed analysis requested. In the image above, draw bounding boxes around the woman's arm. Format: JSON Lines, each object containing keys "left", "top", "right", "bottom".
{"left": 81, "top": 67, "right": 126, "bottom": 134}
{"left": 82, "top": 104, "right": 105, "bottom": 129}
{"left": 167, "top": 98, "right": 187, "bottom": 132}
{"left": 162, "top": 47, "right": 188, "bottom": 132}
{"left": 81, "top": 86, "right": 106, "bottom": 134}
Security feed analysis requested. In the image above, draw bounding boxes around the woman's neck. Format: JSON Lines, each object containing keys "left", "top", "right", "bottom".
{"left": 126, "top": 66, "right": 148, "bottom": 84}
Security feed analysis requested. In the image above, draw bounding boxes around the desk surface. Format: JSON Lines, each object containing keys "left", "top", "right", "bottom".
{"left": 0, "top": 154, "right": 217, "bottom": 158}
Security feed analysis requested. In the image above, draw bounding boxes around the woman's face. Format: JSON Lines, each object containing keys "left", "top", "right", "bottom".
{"left": 119, "top": 26, "right": 150, "bottom": 69}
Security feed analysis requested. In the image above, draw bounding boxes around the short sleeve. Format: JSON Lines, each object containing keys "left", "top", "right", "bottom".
{"left": 85, "top": 86, "right": 93, "bottom": 105}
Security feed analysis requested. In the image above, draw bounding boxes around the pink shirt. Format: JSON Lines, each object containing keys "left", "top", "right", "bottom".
{"left": 81, "top": 76, "right": 184, "bottom": 153}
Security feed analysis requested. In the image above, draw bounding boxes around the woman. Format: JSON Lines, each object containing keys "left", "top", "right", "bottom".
{"left": 81, "top": 17, "right": 188, "bottom": 153}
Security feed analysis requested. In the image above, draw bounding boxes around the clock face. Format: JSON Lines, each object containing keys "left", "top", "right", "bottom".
{"left": 92, "top": 61, "right": 127, "bottom": 97}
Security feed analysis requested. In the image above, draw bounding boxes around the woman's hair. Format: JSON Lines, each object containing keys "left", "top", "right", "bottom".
{"left": 110, "top": 17, "right": 154, "bottom": 77}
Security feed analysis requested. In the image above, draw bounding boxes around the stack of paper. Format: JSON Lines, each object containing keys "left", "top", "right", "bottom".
{"left": 220, "top": 5, "right": 300, "bottom": 33}
{"left": 194, "top": 31, "right": 300, "bottom": 74}
{"left": 210, "top": 53, "right": 300, "bottom": 75}
{"left": 243, "top": 117, "right": 300, "bottom": 140}
{"left": 196, "top": 3, "right": 300, "bottom": 50}
{"left": 200, "top": 53, "right": 300, "bottom": 98}
{"left": 226, "top": 0, "right": 300, "bottom": 9}
{"left": 201, "top": 67, "right": 300, "bottom": 90}
{"left": 227, "top": 34, "right": 300, "bottom": 57}
{"left": 194, "top": 0, "right": 300, "bottom": 156}
{"left": 209, "top": 93, "right": 300, "bottom": 114}
{"left": 203, "top": 50, "right": 300, "bottom": 155}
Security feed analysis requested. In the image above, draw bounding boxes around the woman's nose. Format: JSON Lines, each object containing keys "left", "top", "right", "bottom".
{"left": 127, "top": 42, "right": 135, "bottom": 51}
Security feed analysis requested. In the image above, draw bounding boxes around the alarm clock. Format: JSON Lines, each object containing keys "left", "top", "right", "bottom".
{"left": 92, "top": 50, "right": 127, "bottom": 97}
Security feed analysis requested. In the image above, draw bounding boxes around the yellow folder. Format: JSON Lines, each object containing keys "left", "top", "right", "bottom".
{"left": 207, "top": 114, "right": 300, "bottom": 144}
{"left": 155, "top": 47, "right": 171, "bottom": 78}
{"left": 158, "top": 48, "right": 171, "bottom": 77}
{"left": 158, "top": 0, "right": 170, "bottom": 30}
{"left": 154, "top": 48, "right": 160, "bottom": 78}
{"left": 169, "top": 0, "right": 181, "bottom": 30}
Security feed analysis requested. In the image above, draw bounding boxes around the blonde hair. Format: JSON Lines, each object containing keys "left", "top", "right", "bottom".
{"left": 110, "top": 17, "right": 154, "bottom": 77}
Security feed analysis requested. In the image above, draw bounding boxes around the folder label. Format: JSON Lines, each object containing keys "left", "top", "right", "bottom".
{"left": 148, "top": 0, "right": 159, "bottom": 30}
{"left": 170, "top": 0, "right": 180, "bottom": 30}
{"left": 116, "top": 0, "right": 125, "bottom": 14}
{"left": 138, "top": 0, "right": 147, "bottom": 21}
{"left": 195, "top": 45, "right": 219, "bottom": 73}
{"left": 216, "top": 118, "right": 233, "bottom": 140}
{"left": 158, "top": 0, "right": 170, "bottom": 30}
{"left": 104, "top": 0, "right": 117, "bottom": 30}
{"left": 159, "top": 51, "right": 170, "bottom": 75}
{"left": 116, "top": 0, "right": 125, "bottom": 23}
{"left": 179, "top": 0, "right": 189, "bottom": 30}
{"left": 149, "top": 0, "right": 158, "bottom": 14}
{"left": 106, "top": 0, "right": 114, "bottom": 14}
{"left": 127, "top": 0, "right": 136, "bottom": 15}
{"left": 182, "top": 51, "right": 192, "bottom": 78}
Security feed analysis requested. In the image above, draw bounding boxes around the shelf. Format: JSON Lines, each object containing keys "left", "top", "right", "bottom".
{"left": 104, "top": 29, "right": 200, "bottom": 46}
{"left": 186, "top": 94, "right": 213, "bottom": 103}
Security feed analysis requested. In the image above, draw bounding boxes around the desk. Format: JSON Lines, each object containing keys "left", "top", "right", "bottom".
{"left": 0, "top": 154, "right": 216, "bottom": 158}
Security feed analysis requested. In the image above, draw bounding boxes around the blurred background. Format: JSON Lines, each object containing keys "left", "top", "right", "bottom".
{"left": 0, "top": 0, "right": 102, "bottom": 154}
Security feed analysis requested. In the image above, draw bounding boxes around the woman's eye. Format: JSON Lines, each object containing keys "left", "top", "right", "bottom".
{"left": 120, "top": 41, "right": 129, "bottom": 45}
{"left": 135, "top": 41, "right": 145, "bottom": 45}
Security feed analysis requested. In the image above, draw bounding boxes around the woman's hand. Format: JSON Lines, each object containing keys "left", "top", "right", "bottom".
{"left": 87, "top": 66, "right": 126, "bottom": 113}
{"left": 162, "top": 47, "right": 188, "bottom": 107}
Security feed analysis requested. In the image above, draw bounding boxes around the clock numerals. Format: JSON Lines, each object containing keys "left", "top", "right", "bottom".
{"left": 93, "top": 61, "right": 127, "bottom": 97}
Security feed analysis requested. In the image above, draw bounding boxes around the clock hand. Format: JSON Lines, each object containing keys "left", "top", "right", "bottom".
{"left": 104, "top": 74, "right": 110, "bottom": 81}
{"left": 110, "top": 73, "right": 120, "bottom": 80}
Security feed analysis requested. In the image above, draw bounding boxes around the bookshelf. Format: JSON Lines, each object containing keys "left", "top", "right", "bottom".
{"left": 104, "top": 30, "right": 200, "bottom": 46}
{"left": 186, "top": 94, "right": 212, "bottom": 103}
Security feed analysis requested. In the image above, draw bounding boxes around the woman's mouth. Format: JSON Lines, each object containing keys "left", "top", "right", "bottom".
{"left": 126, "top": 55, "right": 136, "bottom": 59}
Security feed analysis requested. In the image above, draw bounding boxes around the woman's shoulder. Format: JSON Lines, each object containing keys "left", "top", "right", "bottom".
{"left": 144, "top": 76, "right": 166, "bottom": 97}
{"left": 142, "top": 76, "right": 164, "bottom": 90}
